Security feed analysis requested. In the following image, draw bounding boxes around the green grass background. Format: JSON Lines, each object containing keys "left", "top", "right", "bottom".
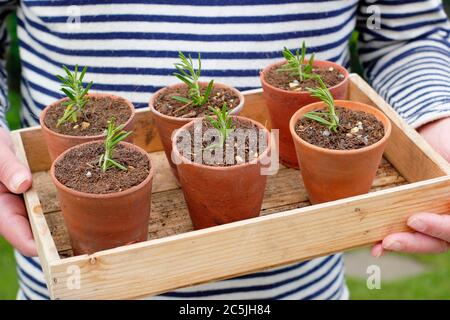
{"left": 1, "top": 4, "right": 450, "bottom": 300}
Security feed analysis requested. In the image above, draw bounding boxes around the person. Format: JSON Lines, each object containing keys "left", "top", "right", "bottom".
{"left": 0, "top": 0, "right": 449, "bottom": 300}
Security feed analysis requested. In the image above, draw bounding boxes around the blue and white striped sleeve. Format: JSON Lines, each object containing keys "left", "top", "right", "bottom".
{"left": 356, "top": 0, "right": 450, "bottom": 128}
{"left": 0, "top": 0, "right": 16, "bottom": 130}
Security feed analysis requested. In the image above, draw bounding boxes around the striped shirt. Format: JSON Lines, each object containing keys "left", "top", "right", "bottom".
{"left": 1, "top": 0, "right": 449, "bottom": 300}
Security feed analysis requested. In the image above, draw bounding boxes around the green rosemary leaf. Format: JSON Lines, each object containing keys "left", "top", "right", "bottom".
{"left": 278, "top": 41, "right": 318, "bottom": 83}
{"left": 171, "top": 51, "right": 213, "bottom": 107}
{"left": 99, "top": 118, "right": 133, "bottom": 172}
{"left": 61, "top": 88, "right": 75, "bottom": 101}
{"left": 205, "top": 103, "right": 233, "bottom": 147}
{"left": 203, "top": 80, "right": 214, "bottom": 104}
{"left": 174, "top": 74, "right": 193, "bottom": 86}
{"left": 55, "top": 65, "right": 92, "bottom": 127}
{"left": 108, "top": 159, "right": 128, "bottom": 171}
{"left": 172, "top": 96, "right": 192, "bottom": 104}
{"left": 79, "top": 65, "right": 88, "bottom": 82}
{"left": 305, "top": 80, "right": 339, "bottom": 132}
{"left": 304, "top": 113, "right": 333, "bottom": 126}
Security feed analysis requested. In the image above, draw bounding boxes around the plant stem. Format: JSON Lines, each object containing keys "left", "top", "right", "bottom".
{"left": 99, "top": 118, "right": 132, "bottom": 172}
{"left": 305, "top": 77, "right": 340, "bottom": 132}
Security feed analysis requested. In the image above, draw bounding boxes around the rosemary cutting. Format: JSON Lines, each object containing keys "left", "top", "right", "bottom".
{"left": 99, "top": 118, "right": 133, "bottom": 172}
{"left": 55, "top": 65, "right": 93, "bottom": 127}
{"left": 205, "top": 102, "right": 234, "bottom": 147}
{"left": 278, "top": 41, "right": 318, "bottom": 82}
{"left": 305, "top": 79, "right": 340, "bottom": 132}
{"left": 172, "top": 51, "right": 214, "bottom": 107}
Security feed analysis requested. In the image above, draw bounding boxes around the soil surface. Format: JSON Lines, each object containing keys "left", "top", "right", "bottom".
{"left": 176, "top": 118, "right": 268, "bottom": 167}
{"left": 154, "top": 84, "right": 240, "bottom": 118}
{"left": 54, "top": 142, "right": 150, "bottom": 194}
{"left": 44, "top": 96, "right": 132, "bottom": 136}
{"left": 264, "top": 64, "right": 345, "bottom": 91}
{"left": 295, "top": 107, "right": 385, "bottom": 150}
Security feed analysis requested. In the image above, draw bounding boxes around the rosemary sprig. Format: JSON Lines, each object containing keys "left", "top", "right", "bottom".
{"left": 55, "top": 65, "right": 93, "bottom": 127}
{"left": 98, "top": 118, "right": 133, "bottom": 172}
{"left": 305, "top": 79, "right": 340, "bottom": 132}
{"left": 278, "top": 41, "right": 317, "bottom": 82}
{"left": 172, "top": 51, "right": 214, "bottom": 107}
{"left": 205, "top": 103, "right": 234, "bottom": 147}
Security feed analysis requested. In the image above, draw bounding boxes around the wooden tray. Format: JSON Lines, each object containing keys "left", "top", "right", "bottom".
{"left": 11, "top": 74, "right": 450, "bottom": 300}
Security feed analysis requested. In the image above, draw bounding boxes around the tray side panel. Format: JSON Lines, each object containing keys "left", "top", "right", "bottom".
{"left": 15, "top": 92, "right": 270, "bottom": 173}
{"left": 17, "top": 75, "right": 447, "bottom": 180}
{"left": 239, "top": 89, "right": 272, "bottom": 129}
{"left": 17, "top": 127, "right": 51, "bottom": 173}
{"left": 49, "top": 176, "right": 450, "bottom": 300}
{"left": 10, "top": 131, "right": 60, "bottom": 290}
{"left": 348, "top": 74, "right": 450, "bottom": 181}
{"left": 38, "top": 154, "right": 405, "bottom": 257}
{"left": 14, "top": 110, "right": 164, "bottom": 173}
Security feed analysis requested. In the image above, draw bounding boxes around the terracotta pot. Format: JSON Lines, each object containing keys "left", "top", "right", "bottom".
{"left": 149, "top": 82, "right": 244, "bottom": 180}
{"left": 172, "top": 116, "right": 271, "bottom": 229}
{"left": 40, "top": 93, "right": 135, "bottom": 162}
{"left": 289, "top": 100, "right": 392, "bottom": 204}
{"left": 260, "top": 60, "right": 349, "bottom": 169}
{"left": 50, "top": 141, "right": 154, "bottom": 255}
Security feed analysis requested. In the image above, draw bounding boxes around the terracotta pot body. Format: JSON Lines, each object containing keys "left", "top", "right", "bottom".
{"left": 172, "top": 116, "right": 271, "bottom": 229}
{"left": 149, "top": 82, "right": 244, "bottom": 180}
{"left": 50, "top": 142, "right": 154, "bottom": 255}
{"left": 289, "top": 100, "right": 391, "bottom": 204}
{"left": 260, "top": 60, "right": 349, "bottom": 169}
{"left": 40, "top": 93, "right": 135, "bottom": 162}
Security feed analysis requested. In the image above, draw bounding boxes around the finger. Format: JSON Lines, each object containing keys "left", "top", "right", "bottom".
{"left": 407, "top": 213, "right": 450, "bottom": 243}
{"left": 382, "top": 232, "right": 448, "bottom": 254}
{"left": 0, "top": 128, "right": 15, "bottom": 151}
{"left": 0, "top": 193, "right": 37, "bottom": 256}
{"left": 0, "top": 142, "right": 32, "bottom": 194}
{"left": 0, "top": 182, "right": 9, "bottom": 193}
{"left": 371, "top": 243, "right": 384, "bottom": 258}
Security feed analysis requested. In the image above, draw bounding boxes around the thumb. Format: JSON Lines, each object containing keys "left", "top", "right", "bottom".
{"left": 0, "top": 136, "right": 32, "bottom": 194}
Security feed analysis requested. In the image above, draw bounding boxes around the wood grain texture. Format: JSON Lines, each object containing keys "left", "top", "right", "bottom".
{"left": 17, "top": 76, "right": 450, "bottom": 180}
{"left": 48, "top": 174, "right": 450, "bottom": 300}
{"left": 17, "top": 90, "right": 270, "bottom": 173}
{"left": 10, "top": 131, "right": 60, "bottom": 292}
{"left": 348, "top": 74, "right": 450, "bottom": 180}
{"left": 33, "top": 152, "right": 405, "bottom": 258}
{"left": 11, "top": 74, "right": 450, "bottom": 299}
{"left": 15, "top": 110, "right": 164, "bottom": 173}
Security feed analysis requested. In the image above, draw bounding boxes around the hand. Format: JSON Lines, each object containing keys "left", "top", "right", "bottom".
{"left": 372, "top": 117, "right": 450, "bottom": 257}
{"left": 0, "top": 127, "right": 36, "bottom": 256}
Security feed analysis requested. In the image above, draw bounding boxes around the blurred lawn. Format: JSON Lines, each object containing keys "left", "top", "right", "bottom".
{"left": 348, "top": 252, "right": 450, "bottom": 299}
{"left": 5, "top": 12, "right": 20, "bottom": 130}
{"left": 1, "top": 4, "right": 450, "bottom": 300}
{"left": 0, "top": 236, "right": 18, "bottom": 300}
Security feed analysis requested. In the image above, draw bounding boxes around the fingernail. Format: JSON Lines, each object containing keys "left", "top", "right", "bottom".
{"left": 408, "top": 217, "right": 426, "bottom": 232}
{"left": 374, "top": 250, "right": 382, "bottom": 258}
{"left": 11, "top": 173, "right": 27, "bottom": 192}
{"left": 383, "top": 240, "right": 404, "bottom": 251}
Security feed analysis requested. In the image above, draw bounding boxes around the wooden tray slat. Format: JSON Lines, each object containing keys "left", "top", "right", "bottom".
{"left": 48, "top": 175, "right": 450, "bottom": 300}
{"left": 33, "top": 152, "right": 405, "bottom": 257}
{"left": 349, "top": 76, "right": 450, "bottom": 181}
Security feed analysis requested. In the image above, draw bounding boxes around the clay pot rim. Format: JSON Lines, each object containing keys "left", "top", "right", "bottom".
{"left": 50, "top": 141, "right": 154, "bottom": 199}
{"left": 148, "top": 81, "right": 245, "bottom": 122}
{"left": 289, "top": 100, "right": 392, "bottom": 155}
{"left": 172, "top": 115, "right": 271, "bottom": 170}
{"left": 259, "top": 59, "right": 349, "bottom": 96}
{"left": 39, "top": 92, "right": 136, "bottom": 140}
